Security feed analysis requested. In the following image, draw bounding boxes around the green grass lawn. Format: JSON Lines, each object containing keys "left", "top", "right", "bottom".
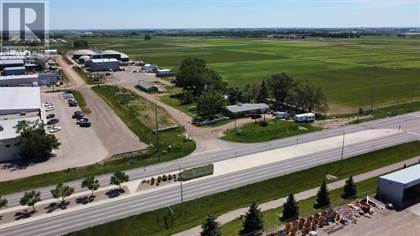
{"left": 68, "top": 142, "right": 420, "bottom": 236}
{"left": 222, "top": 120, "right": 321, "bottom": 143}
{"left": 70, "top": 90, "right": 91, "bottom": 114}
{"left": 0, "top": 86, "right": 195, "bottom": 196}
{"left": 221, "top": 178, "right": 378, "bottom": 235}
{"left": 87, "top": 36, "right": 420, "bottom": 111}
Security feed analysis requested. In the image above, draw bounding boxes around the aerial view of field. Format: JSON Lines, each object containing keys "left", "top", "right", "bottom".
{"left": 87, "top": 36, "right": 420, "bottom": 113}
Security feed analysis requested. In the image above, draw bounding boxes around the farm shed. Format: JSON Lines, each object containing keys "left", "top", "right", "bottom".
{"left": 225, "top": 103, "right": 269, "bottom": 118}
{"left": 377, "top": 165, "right": 420, "bottom": 210}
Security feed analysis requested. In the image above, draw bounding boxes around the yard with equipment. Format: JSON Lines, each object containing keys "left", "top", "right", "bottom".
{"left": 68, "top": 142, "right": 420, "bottom": 236}
{"left": 87, "top": 36, "right": 420, "bottom": 112}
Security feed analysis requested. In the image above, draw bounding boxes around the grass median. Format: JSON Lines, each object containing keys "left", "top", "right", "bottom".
{"left": 70, "top": 90, "right": 91, "bottom": 114}
{"left": 0, "top": 86, "right": 195, "bottom": 196}
{"left": 68, "top": 141, "right": 420, "bottom": 236}
{"left": 222, "top": 120, "right": 321, "bottom": 143}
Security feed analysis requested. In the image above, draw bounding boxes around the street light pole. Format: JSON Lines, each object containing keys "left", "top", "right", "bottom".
{"left": 339, "top": 130, "right": 346, "bottom": 172}
{"left": 177, "top": 161, "right": 184, "bottom": 217}
{"left": 155, "top": 92, "right": 161, "bottom": 161}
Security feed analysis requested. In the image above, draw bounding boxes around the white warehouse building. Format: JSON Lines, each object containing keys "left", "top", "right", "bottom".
{"left": 0, "top": 87, "right": 43, "bottom": 162}
{"left": 88, "top": 58, "right": 120, "bottom": 72}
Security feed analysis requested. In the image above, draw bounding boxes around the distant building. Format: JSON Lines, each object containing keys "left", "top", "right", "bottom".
{"left": 143, "top": 64, "right": 159, "bottom": 73}
{"left": 92, "top": 50, "right": 129, "bottom": 62}
{"left": 4, "top": 66, "right": 26, "bottom": 76}
{"left": 72, "top": 49, "right": 96, "bottom": 60}
{"left": 156, "top": 69, "right": 174, "bottom": 77}
{"left": 377, "top": 165, "right": 420, "bottom": 210}
{"left": 137, "top": 80, "right": 158, "bottom": 93}
{"left": 88, "top": 58, "right": 120, "bottom": 72}
{"left": 0, "top": 87, "right": 43, "bottom": 162}
{"left": 225, "top": 103, "right": 269, "bottom": 118}
{"left": 0, "top": 59, "right": 25, "bottom": 70}
{"left": 0, "top": 73, "right": 59, "bottom": 87}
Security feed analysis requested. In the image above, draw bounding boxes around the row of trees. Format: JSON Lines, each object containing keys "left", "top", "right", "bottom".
{"left": 199, "top": 177, "right": 357, "bottom": 236}
{"left": 174, "top": 57, "right": 328, "bottom": 119}
{"left": 0, "top": 171, "right": 129, "bottom": 214}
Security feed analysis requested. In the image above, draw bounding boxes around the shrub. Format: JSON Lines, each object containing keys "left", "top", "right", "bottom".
{"left": 162, "top": 175, "right": 168, "bottom": 182}
{"left": 168, "top": 175, "right": 173, "bottom": 181}
{"left": 150, "top": 178, "right": 155, "bottom": 185}
{"left": 157, "top": 176, "right": 162, "bottom": 183}
{"left": 259, "top": 120, "right": 268, "bottom": 127}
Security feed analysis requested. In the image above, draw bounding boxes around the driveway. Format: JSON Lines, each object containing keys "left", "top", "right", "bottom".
{"left": 55, "top": 56, "right": 148, "bottom": 157}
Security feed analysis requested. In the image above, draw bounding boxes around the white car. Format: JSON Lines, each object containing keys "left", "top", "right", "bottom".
{"left": 44, "top": 102, "right": 54, "bottom": 107}
{"left": 49, "top": 126, "right": 61, "bottom": 133}
{"left": 45, "top": 107, "right": 55, "bottom": 112}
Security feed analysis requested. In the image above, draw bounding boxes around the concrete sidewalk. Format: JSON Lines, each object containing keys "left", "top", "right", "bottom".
{"left": 173, "top": 156, "right": 420, "bottom": 236}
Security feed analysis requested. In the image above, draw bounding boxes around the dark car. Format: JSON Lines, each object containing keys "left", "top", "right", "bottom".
{"left": 72, "top": 111, "right": 84, "bottom": 119}
{"left": 68, "top": 100, "right": 77, "bottom": 107}
{"left": 79, "top": 121, "right": 91, "bottom": 127}
{"left": 47, "top": 119, "right": 59, "bottom": 125}
{"left": 251, "top": 113, "right": 262, "bottom": 120}
{"left": 46, "top": 114, "right": 55, "bottom": 119}
{"left": 76, "top": 118, "right": 89, "bottom": 125}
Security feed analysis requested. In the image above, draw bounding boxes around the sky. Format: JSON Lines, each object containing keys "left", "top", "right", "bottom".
{"left": 47, "top": 0, "right": 420, "bottom": 29}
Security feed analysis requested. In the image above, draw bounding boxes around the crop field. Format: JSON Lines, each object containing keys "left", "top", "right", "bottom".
{"left": 87, "top": 36, "right": 420, "bottom": 112}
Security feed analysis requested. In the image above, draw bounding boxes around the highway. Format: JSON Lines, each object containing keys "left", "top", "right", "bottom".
{"left": 1, "top": 112, "right": 420, "bottom": 235}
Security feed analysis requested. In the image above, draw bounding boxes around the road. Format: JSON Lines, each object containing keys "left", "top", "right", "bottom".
{"left": 1, "top": 110, "right": 420, "bottom": 235}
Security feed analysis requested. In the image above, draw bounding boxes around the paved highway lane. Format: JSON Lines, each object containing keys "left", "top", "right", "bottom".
{"left": 0, "top": 130, "right": 417, "bottom": 236}
{"left": 3, "top": 111, "right": 420, "bottom": 208}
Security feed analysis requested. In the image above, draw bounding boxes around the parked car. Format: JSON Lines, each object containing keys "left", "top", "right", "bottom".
{"left": 273, "top": 111, "right": 288, "bottom": 120}
{"left": 76, "top": 118, "right": 89, "bottom": 125}
{"left": 43, "top": 101, "right": 54, "bottom": 106}
{"left": 68, "top": 100, "right": 77, "bottom": 107}
{"left": 72, "top": 111, "right": 84, "bottom": 119}
{"left": 251, "top": 113, "right": 263, "bottom": 120}
{"left": 47, "top": 119, "right": 59, "bottom": 125}
{"left": 79, "top": 121, "right": 91, "bottom": 127}
{"left": 46, "top": 114, "right": 55, "bottom": 119}
{"left": 49, "top": 126, "right": 61, "bottom": 133}
{"left": 45, "top": 107, "right": 55, "bottom": 112}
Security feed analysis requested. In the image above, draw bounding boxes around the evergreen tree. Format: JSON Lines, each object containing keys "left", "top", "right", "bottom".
{"left": 200, "top": 215, "right": 222, "bottom": 236}
{"left": 240, "top": 202, "right": 264, "bottom": 236}
{"left": 281, "top": 194, "right": 299, "bottom": 221}
{"left": 256, "top": 81, "right": 269, "bottom": 103}
{"left": 342, "top": 176, "right": 357, "bottom": 199}
{"left": 314, "top": 181, "right": 330, "bottom": 209}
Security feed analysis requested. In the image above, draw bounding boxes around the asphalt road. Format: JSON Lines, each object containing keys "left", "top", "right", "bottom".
{"left": 1, "top": 111, "right": 420, "bottom": 235}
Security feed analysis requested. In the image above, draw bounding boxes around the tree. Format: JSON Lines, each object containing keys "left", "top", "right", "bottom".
{"left": 196, "top": 91, "right": 225, "bottom": 119}
{"left": 20, "top": 191, "right": 41, "bottom": 212}
{"left": 281, "top": 194, "right": 299, "bottom": 221}
{"left": 73, "top": 39, "right": 89, "bottom": 49}
{"left": 175, "top": 57, "right": 225, "bottom": 96}
{"left": 287, "top": 80, "right": 328, "bottom": 113}
{"left": 0, "top": 196, "right": 8, "bottom": 210}
{"left": 342, "top": 176, "right": 357, "bottom": 199}
{"left": 16, "top": 123, "right": 61, "bottom": 162}
{"left": 51, "top": 183, "right": 75, "bottom": 202}
{"left": 314, "top": 181, "right": 330, "bottom": 209}
{"left": 200, "top": 215, "right": 222, "bottom": 236}
{"left": 269, "top": 73, "right": 294, "bottom": 105}
{"left": 256, "top": 81, "right": 269, "bottom": 103}
{"left": 110, "top": 171, "right": 129, "bottom": 190}
{"left": 144, "top": 34, "right": 152, "bottom": 41}
{"left": 240, "top": 202, "right": 264, "bottom": 236}
{"left": 81, "top": 176, "right": 100, "bottom": 197}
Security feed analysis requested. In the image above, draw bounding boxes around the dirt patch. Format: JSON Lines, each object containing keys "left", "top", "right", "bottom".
{"left": 314, "top": 115, "right": 373, "bottom": 129}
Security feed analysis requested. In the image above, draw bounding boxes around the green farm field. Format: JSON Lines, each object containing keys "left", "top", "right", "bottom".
{"left": 87, "top": 36, "right": 420, "bottom": 112}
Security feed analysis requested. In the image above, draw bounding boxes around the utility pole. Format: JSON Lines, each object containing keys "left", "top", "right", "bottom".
{"left": 339, "top": 130, "right": 346, "bottom": 172}
{"left": 154, "top": 92, "right": 161, "bottom": 161}
{"left": 177, "top": 161, "right": 184, "bottom": 217}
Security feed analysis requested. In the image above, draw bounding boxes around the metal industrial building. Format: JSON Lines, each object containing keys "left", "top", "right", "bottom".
{"left": 225, "top": 103, "right": 270, "bottom": 118}
{"left": 0, "top": 59, "right": 25, "bottom": 70}
{"left": 0, "top": 73, "right": 59, "bottom": 87}
{"left": 88, "top": 58, "right": 120, "bottom": 72}
{"left": 4, "top": 66, "right": 26, "bottom": 76}
{"left": 0, "top": 87, "right": 43, "bottom": 162}
{"left": 377, "top": 165, "right": 420, "bottom": 210}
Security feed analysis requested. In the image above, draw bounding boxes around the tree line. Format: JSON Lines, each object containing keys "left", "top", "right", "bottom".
{"left": 174, "top": 57, "right": 328, "bottom": 120}
{"left": 199, "top": 176, "right": 357, "bottom": 236}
